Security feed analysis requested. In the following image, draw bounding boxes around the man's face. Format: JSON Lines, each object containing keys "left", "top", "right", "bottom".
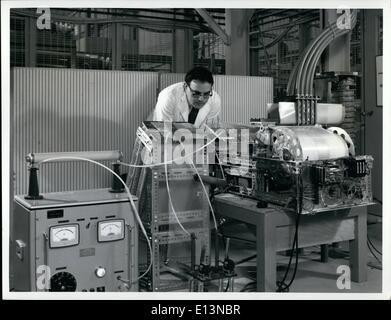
{"left": 185, "top": 80, "right": 212, "bottom": 109}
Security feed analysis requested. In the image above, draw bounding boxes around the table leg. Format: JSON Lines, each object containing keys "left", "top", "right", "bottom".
{"left": 256, "top": 211, "right": 276, "bottom": 292}
{"left": 349, "top": 207, "right": 367, "bottom": 282}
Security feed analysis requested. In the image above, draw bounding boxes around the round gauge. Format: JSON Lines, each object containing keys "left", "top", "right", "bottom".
{"left": 98, "top": 219, "right": 125, "bottom": 242}
{"left": 101, "top": 222, "right": 121, "bottom": 236}
{"left": 49, "top": 224, "right": 79, "bottom": 248}
{"left": 54, "top": 228, "right": 76, "bottom": 242}
{"left": 49, "top": 272, "right": 77, "bottom": 292}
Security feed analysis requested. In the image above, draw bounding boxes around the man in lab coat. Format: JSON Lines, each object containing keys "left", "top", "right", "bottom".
{"left": 153, "top": 67, "right": 221, "bottom": 128}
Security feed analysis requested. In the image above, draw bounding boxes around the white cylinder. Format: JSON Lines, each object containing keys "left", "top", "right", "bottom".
{"left": 272, "top": 126, "right": 349, "bottom": 161}
{"left": 316, "top": 103, "right": 345, "bottom": 125}
{"left": 26, "top": 150, "right": 123, "bottom": 164}
{"left": 278, "top": 102, "right": 345, "bottom": 125}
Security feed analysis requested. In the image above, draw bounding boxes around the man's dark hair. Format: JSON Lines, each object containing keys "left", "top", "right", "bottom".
{"left": 185, "top": 66, "right": 214, "bottom": 86}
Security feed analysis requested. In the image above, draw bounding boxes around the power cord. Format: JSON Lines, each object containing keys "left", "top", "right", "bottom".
{"left": 367, "top": 240, "right": 382, "bottom": 264}
{"left": 276, "top": 177, "right": 303, "bottom": 292}
{"left": 367, "top": 235, "right": 382, "bottom": 256}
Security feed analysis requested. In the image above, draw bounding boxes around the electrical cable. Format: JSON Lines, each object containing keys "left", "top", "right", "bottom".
{"left": 218, "top": 234, "right": 255, "bottom": 244}
{"left": 306, "top": 9, "right": 357, "bottom": 95}
{"left": 235, "top": 254, "right": 257, "bottom": 266}
{"left": 36, "top": 156, "right": 153, "bottom": 284}
{"left": 258, "top": 25, "right": 273, "bottom": 76}
{"left": 305, "top": 11, "right": 357, "bottom": 94}
{"left": 299, "top": 26, "right": 339, "bottom": 94}
{"left": 215, "top": 151, "right": 226, "bottom": 180}
{"left": 287, "top": 54, "right": 300, "bottom": 95}
{"left": 276, "top": 214, "right": 299, "bottom": 292}
{"left": 287, "top": 10, "right": 357, "bottom": 95}
{"left": 305, "top": 12, "right": 357, "bottom": 94}
{"left": 367, "top": 235, "right": 382, "bottom": 256}
{"left": 164, "top": 136, "right": 191, "bottom": 236}
{"left": 292, "top": 26, "right": 330, "bottom": 94}
{"left": 300, "top": 24, "right": 344, "bottom": 93}
{"left": 367, "top": 241, "right": 382, "bottom": 264}
{"left": 278, "top": 231, "right": 300, "bottom": 292}
{"left": 240, "top": 281, "right": 256, "bottom": 292}
{"left": 276, "top": 177, "right": 303, "bottom": 292}
{"left": 12, "top": 9, "right": 211, "bottom": 32}
{"left": 250, "top": 14, "right": 318, "bottom": 50}
{"left": 178, "top": 141, "right": 219, "bottom": 232}
{"left": 300, "top": 22, "right": 345, "bottom": 93}
{"left": 224, "top": 279, "right": 230, "bottom": 292}
{"left": 203, "top": 125, "right": 226, "bottom": 180}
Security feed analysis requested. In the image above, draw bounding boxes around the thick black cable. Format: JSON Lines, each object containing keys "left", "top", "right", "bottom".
{"left": 224, "top": 279, "right": 230, "bottom": 292}
{"left": 235, "top": 254, "right": 257, "bottom": 266}
{"left": 367, "top": 241, "right": 382, "bottom": 264}
{"left": 276, "top": 177, "right": 303, "bottom": 292}
{"left": 276, "top": 211, "right": 301, "bottom": 292}
{"left": 367, "top": 235, "right": 382, "bottom": 256}
{"left": 251, "top": 15, "right": 317, "bottom": 51}
{"left": 240, "top": 281, "right": 256, "bottom": 292}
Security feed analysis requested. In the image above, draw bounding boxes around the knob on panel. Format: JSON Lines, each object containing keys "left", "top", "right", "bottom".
{"left": 49, "top": 272, "right": 77, "bottom": 292}
{"left": 95, "top": 267, "right": 106, "bottom": 278}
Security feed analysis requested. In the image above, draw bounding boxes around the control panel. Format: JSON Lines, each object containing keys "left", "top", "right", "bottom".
{"left": 11, "top": 189, "right": 138, "bottom": 292}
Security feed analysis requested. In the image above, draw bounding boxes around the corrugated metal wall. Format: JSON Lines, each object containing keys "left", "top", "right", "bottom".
{"left": 215, "top": 75, "right": 273, "bottom": 124}
{"left": 12, "top": 68, "right": 273, "bottom": 194}
{"left": 159, "top": 73, "right": 273, "bottom": 124}
{"left": 12, "top": 68, "right": 158, "bottom": 194}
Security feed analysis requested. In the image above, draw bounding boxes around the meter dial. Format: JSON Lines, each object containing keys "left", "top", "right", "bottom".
{"left": 97, "top": 219, "right": 125, "bottom": 242}
{"left": 49, "top": 272, "right": 77, "bottom": 291}
{"left": 49, "top": 224, "right": 79, "bottom": 248}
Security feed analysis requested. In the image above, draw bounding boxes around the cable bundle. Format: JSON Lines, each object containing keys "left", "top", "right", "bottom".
{"left": 287, "top": 10, "right": 358, "bottom": 96}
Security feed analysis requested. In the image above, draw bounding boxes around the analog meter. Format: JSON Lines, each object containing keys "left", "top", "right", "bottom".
{"left": 49, "top": 224, "right": 79, "bottom": 248}
{"left": 97, "top": 219, "right": 125, "bottom": 242}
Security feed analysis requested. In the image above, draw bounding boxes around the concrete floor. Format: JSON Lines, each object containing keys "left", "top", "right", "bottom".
{"left": 217, "top": 216, "right": 382, "bottom": 293}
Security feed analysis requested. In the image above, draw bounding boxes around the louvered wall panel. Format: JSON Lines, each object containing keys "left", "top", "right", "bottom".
{"left": 159, "top": 73, "right": 273, "bottom": 124}
{"left": 12, "top": 68, "right": 158, "bottom": 194}
{"left": 13, "top": 68, "right": 272, "bottom": 195}
{"left": 159, "top": 73, "right": 184, "bottom": 92}
{"left": 214, "top": 75, "right": 273, "bottom": 124}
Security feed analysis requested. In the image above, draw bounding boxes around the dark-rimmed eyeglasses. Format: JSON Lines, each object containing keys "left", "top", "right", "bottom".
{"left": 185, "top": 84, "right": 213, "bottom": 99}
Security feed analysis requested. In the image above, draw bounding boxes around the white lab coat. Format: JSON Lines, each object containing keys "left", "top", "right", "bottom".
{"left": 153, "top": 82, "right": 221, "bottom": 128}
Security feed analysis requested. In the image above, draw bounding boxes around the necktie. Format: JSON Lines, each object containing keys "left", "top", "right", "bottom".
{"left": 188, "top": 107, "right": 199, "bottom": 124}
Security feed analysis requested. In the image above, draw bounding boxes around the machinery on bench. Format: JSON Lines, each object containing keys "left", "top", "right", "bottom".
{"left": 207, "top": 9, "right": 374, "bottom": 291}
{"left": 214, "top": 8, "right": 373, "bottom": 216}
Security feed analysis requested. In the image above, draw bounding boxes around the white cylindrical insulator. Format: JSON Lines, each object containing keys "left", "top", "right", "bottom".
{"left": 26, "top": 150, "right": 123, "bottom": 164}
